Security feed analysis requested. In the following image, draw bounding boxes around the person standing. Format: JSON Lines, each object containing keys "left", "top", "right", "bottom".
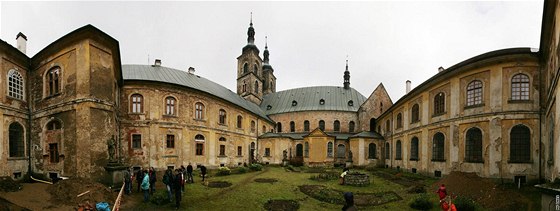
{"left": 136, "top": 169, "right": 144, "bottom": 192}
{"left": 436, "top": 184, "right": 447, "bottom": 201}
{"left": 123, "top": 168, "right": 132, "bottom": 195}
{"left": 141, "top": 170, "right": 150, "bottom": 202}
{"left": 173, "top": 169, "right": 183, "bottom": 209}
{"left": 149, "top": 167, "right": 157, "bottom": 194}
{"left": 186, "top": 163, "right": 194, "bottom": 183}
{"left": 163, "top": 169, "right": 173, "bottom": 202}
{"left": 200, "top": 165, "right": 207, "bottom": 182}
{"left": 342, "top": 192, "right": 357, "bottom": 211}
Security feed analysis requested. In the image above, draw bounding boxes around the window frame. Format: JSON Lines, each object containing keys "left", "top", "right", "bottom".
{"left": 410, "top": 137, "right": 419, "bottom": 161}
{"left": 349, "top": 121, "right": 355, "bottom": 133}
{"left": 165, "top": 96, "right": 176, "bottom": 116}
{"left": 219, "top": 145, "right": 226, "bottom": 156}
{"left": 434, "top": 92, "right": 445, "bottom": 115}
{"left": 334, "top": 120, "right": 340, "bottom": 132}
{"left": 511, "top": 74, "right": 530, "bottom": 101}
{"left": 411, "top": 104, "right": 420, "bottom": 123}
{"left": 219, "top": 109, "right": 227, "bottom": 125}
{"left": 237, "top": 115, "right": 243, "bottom": 129}
{"left": 49, "top": 143, "right": 59, "bottom": 163}
{"left": 509, "top": 125, "right": 531, "bottom": 163}
{"left": 395, "top": 140, "right": 402, "bottom": 160}
{"left": 465, "top": 127, "right": 483, "bottom": 163}
{"left": 368, "top": 143, "right": 376, "bottom": 159}
{"left": 432, "top": 132, "right": 445, "bottom": 161}
{"left": 304, "top": 120, "right": 310, "bottom": 132}
{"left": 130, "top": 94, "right": 143, "bottom": 113}
{"left": 166, "top": 134, "right": 175, "bottom": 148}
{"left": 396, "top": 113, "right": 402, "bottom": 129}
{"left": 132, "top": 134, "right": 142, "bottom": 149}
{"left": 290, "top": 121, "right": 295, "bottom": 132}
{"left": 7, "top": 69, "right": 24, "bottom": 100}
{"left": 327, "top": 142, "right": 333, "bottom": 157}
{"left": 9, "top": 122, "right": 25, "bottom": 157}
{"left": 466, "top": 80, "right": 483, "bottom": 107}
{"left": 319, "top": 120, "right": 325, "bottom": 131}
{"left": 46, "top": 66, "right": 61, "bottom": 97}
{"left": 195, "top": 102, "right": 205, "bottom": 120}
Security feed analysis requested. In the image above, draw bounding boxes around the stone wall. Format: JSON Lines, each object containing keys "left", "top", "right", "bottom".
{"left": 345, "top": 173, "right": 370, "bottom": 186}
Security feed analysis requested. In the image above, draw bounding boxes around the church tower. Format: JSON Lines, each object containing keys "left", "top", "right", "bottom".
{"left": 237, "top": 15, "right": 263, "bottom": 104}
{"left": 262, "top": 36, "right": 276, "bottom": 95}
{"left": 343, "top": 59, "right": 350, "bottom": 89}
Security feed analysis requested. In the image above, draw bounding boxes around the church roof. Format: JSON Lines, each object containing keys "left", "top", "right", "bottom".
{"left": 122, "top": 64, "right": 273, "bottom": 123}
{"left": 260, "top": 86, "right": 366, "bottom": 115}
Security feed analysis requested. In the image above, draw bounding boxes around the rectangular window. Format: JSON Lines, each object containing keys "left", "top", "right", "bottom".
{"left": 237, "top": 146, "right": 242, "bottom": 156}
{"left": 166, "top": 134, "right": 175, "bottom": 148}
{"left": 132, "top": 134, "right": 141, "bottom": 149}
{"left": 265, "top": 148, "right": 271, "bottom": 157}
{"left": 196, "top": 143, "right": 204, "bottom": 155}
{"left": 49, "top": 143, "right": 59, "bottom": 163}
{"left": 219, "top": 145, "right": 226, "bottom": 156}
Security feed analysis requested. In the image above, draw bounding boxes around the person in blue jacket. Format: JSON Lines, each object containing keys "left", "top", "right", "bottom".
{"left": 141, "top": 169, "right": 150, "bottom": 202}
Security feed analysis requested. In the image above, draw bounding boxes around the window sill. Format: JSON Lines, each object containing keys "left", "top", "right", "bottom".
{"left": 128, "top": 112, "right": 146, "bottom": 115}
{"left": 162, "top": 115, "right": 177, "bottom": 118}
{"left": 217, "top": 155, "right": 227, "bottom": 158}
{"left": 44, "top": 93, "right": 61, "bottom": 100}
{"left": 218, "top": 123, "right": 228, "bottom": 127}
{"left": 7, "top": 96, "right": 26, "bottom": 102}
{"left": 508, "top": 160, "right": 532, "bottom": 164}
{"left": 368, "top": 157, "right": 377, "bottom": 160}
{"left": 464, "top": 103, "right": 485, "bottom": 109}
{"left": 431, "top": 159, "right": 446, "bottom": 162}
{"left": 410, "top": 120, "right": 420, "bottom": 124}
{"left": 507, "top": 99, "right": 532, "bottom": 104}
{"left": 395, "top": 158, "right": 402, "bottom": 160}
{"left": 236, "top": 155, "right": 243, "bottom": 157}
{"left": 166, "top": 147, "right": 175, "bottom": 149}
{"left": 132, "top": 147, "right": 142, "bottom": 150}
{"left": 409, "top": 158, "right": 419, "bottom": 161}
{"left": 432, "top": 112, "right": 447, "bottom": 118}
{"left": 194, "top": 119, "right": 207, "bottom": 122}
{"left": 7, "top": 157, "right": 27, "bottom": 161}
{"left": 465, "top": 160, "right": 484, "bottom": 163}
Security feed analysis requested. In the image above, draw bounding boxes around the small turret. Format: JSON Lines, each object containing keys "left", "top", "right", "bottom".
{"left": 343, "top": 59, "right": 350, "bottom": 89}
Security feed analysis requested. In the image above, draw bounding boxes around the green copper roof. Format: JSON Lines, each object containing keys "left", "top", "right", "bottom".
{"left": 260, "top": 86, "right": 366, "bottom": 115}
{"left": 122, "top": 64, "right": 272, "bottom": 122}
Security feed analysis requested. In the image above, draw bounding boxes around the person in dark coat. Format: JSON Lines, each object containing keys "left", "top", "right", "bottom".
{"left": 342, "top": 192, "right": 357, "bottom": 211}
{"left": 186, "top": 163, "right": 194, "bottom": 183}
{"left": 123, "top": 168, "right": 132, "bottom": 195}
{"left": 149, "top": 167, "right": 157, "bottom": 194}
{"left": 200, "top": 165, "right": 207, "bottom": 182}
{"left": 136, "top": 169, "right": 144, "bottom": 192}
{"left": 163, "top": 169, "right": 173, "bottom": 202}
{"left": 173, "top": 169, "right": 183, "bottom": 209}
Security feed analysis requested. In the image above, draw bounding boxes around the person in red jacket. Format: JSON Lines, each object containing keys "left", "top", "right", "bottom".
{"left": 436, "top": 184, "right": 447, "bottom": 200}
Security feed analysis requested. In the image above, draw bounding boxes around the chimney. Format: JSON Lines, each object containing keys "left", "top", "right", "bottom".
{"left": 188, "top": 67, "right": 195, "bottom": 74}
{"left": 16, "top": 32, "right": 27, "bottom": 54}
{"left": 153, "top": 59, "right": 161, "bottom": 66}
{"left": 406, "top": 80, "right": 411, "bottom": 94}
{"left": 438, "top": 66, "right": 445, "bottom": 72}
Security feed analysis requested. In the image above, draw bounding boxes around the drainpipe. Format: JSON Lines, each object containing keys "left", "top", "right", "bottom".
{"left": 538, "top": 62, "right": 543, "bottom": 183}
{"left": 26, "top": 64, "right": 33, "bottom": 177}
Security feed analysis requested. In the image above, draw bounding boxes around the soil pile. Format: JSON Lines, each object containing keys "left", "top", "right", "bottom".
{"left": 0, "top": 176, "right": 21, "bottom": 192}
{"left": 47, "top": 178, "right": 116, "bottom": 207}
{"left": 434, "top": 171, "right": 531, "bottom": 210}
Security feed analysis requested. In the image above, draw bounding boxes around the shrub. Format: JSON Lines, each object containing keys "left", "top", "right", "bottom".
{"left": 453, "top": 195, "right": 478, "bottom": 211}
{"left": 249, "top": 163, "right": 263, "bottom": 171}
{"left": 309, "top": 172, "right": 339, "bottom": 181}
{"left": 216, "top": 167, "right": 231, "bottom": 176}
{"left": 233, "top": 167, "right": 249, "bottom": 174}
{"left": 150, "top": 190, "right": 170, "bottom": 205}
{"left": 409, "top": 193, "right": 433, "bottom": 210}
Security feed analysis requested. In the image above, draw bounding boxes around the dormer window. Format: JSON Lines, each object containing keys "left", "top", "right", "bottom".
{"left": 348, "top": 100, "right": 353, "bottom": 106}
{"left": 266, "top": 105, "right": 272, "bottom": 110}
{"left": 319, "top": 99, "right": 325, "bottom": 105}
{"left": 292, "top": 100, "right": 297, "bottom": 106}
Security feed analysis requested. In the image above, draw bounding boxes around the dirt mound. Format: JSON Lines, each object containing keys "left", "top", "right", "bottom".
{"left": 264, "top": 199, "right": 299, "bottom": 211}
{"left": 254, "top": 178, "right": 278, "bottom": 184}
{"left": 299, "top": 185, "right": 401, "bottom": 206}
{"left": 434, "top": 171, "right": 531, "bottom": 210}
{"left": 0, "top": 176, "right": 22, "bottom": 192}
{"left": 207, "top": 181, "right": 232, "bottom": 188}
{"left": 48, "top": 178, "right": 116, "bottom": 207}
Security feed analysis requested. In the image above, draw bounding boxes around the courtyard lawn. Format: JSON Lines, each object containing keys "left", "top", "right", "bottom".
{"left": 127, "top": 166, "right": 445, "bottom": 211}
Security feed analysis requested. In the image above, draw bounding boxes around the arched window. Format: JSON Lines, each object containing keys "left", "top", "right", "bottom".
{"left": 370, "top": 118, "right": 376, "bottom": 132}
{"left": 511, "top": 74, "right": 530, "bottom": 100}
{"left": 47, "top": 66, "right": 60, "bottom": 97}
{"left": 395, "top": 140, "right": 402, "bottom": 160}
{"left": 319, "top": 120, "right": 325, "bottom": 131}
{"left": 195, "top": 134, "right": 205, "bottom": 155}
{"left": 165, "top": 96, "right": 176, "bottom": 116}
{"left": 276, "top": 122, "right": 282, "bottom": 133}
{"left": 368, "top": 143, "right": 376, "bottom": 159}
{"left": 466, "top": 80, "right": 483, "bottom": 106}
{"left": 385, "top": 142, "right": 390, "bottom": 159}
{"left": 9, "top": 122, "right": 24, "bottom": 157}
{"left": 510, "top": 125, "right": 530, "bottom": 162}
{"left": 304, "top": 142, "right": 309, "bottom": 157}
{"left": 47, "top": 120, "right": 62, "bottom": 130}
{"left": 255, "top": 80, "right": 259, "bottom": 93}
{"left": 349, "top": 121, "right": 355, "bottom": 133}
{"left": 432, "top": 132, "right": 445, "bottom": 161}
{"left": 327, "top": 142, "right": 333, "bottom": 157}
{"left": 131, "top": 94, "right": 143, "bottom": 113}
{"left": 290, "top": 121, "right": 295, "bottom": 132}
{"left": 219, "top": 137, "right": 226, "bottom": 142}
{"left": 243, "top": 81, "right": 247, "bottom": 92}
{"left": 465, "top": 127, "right": 483, "bottom": 162}
{"left": 237, "top": 115, "right": 243, "bottom": 128}
{"left": 333, "top": 120, "right": 340, "bottom": 132}
{"left": 253, "top": 64, "right": 258, "bottom": 74}
{"left": 219, "top": 109, "right": 227, "bottom": 124}
{"left": 396, "top": 113, "right": 402, "bottom": 129}
{"left": 410, "top": 137, "right": 419, "bottom": 160}
{"left": 411, "top": 104, "right": 420, "bottom": 123}
{"left": 304, "top": 120, "right": 310, "bottom": 132}
{"left": 434, "top": 92, "right": 445, "bottom": 115}
{"left": 8, "top": 69, "right": 24, "bottom": 100}
{"left": 337, "top": 144, "right": 346, "bottom": 158}
{"left": 243, "top": 63, "right": 248, "bottom": 74}
{"left": 385, "top": 119, "right": 391, "bottom": 132}
{"left": 195, "top": 102, "right": 205, "bottom": 119}
{"left": 251, "top": 121, "right": 256, "bottom": 133}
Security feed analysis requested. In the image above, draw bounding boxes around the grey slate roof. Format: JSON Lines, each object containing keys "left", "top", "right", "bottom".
{"left": 122, "top": 64, "right": 272, "bottom": 122}
{"left": 260, "top": 86, "right": 366, "bottom": 115}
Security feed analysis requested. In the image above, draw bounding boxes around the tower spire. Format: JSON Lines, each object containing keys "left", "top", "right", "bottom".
{"left": 264, "top": 36, "right": 270, "bottom": 64}
{"left": 344, "top": 58, "right": 350, "bottom": 89}
{"left": 247, "top": 12, "right": 255, "bottom": 45}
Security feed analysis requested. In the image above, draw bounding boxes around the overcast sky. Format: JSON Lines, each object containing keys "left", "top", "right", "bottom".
{"left": 0, "top": 1, "right": 544, "bottom": 102}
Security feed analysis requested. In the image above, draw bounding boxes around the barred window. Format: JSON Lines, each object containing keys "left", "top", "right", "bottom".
{"left": 9, "top": 122, "right": 24, "bottom": 157}
{"left": 466, "top": 80, "right": 483, "bottom": 106}
{"left": 510, "top": 125, "right": 530, "bottom": 162}
{"left": 8, "top": 69, "right": 24, "bottom": 100}
{"left": 319, "top": 120, "right": 325, "bottom": 131}
{"left": 251, "top": 121, "right": 256, "bottom": 133}
{"left": 132, "top": 134, "right": 141, "bottom": 149}
{"left": 265, "top": 148, "right": 270, "bottom": 157}
{"left": 396, "top": 113, "right": 402, "bottom": 129}
{"left": 237, "top": 115, "right": 243, "bottom": 128}
{"left": 195, "top": 102, "right": 205, "bottom": 119}
{"left": 219, "top": 145, "right": 226, "bottom": 156}
{"left": 385, "top": 142, "right": 390, "bottom": 159}
{"left": 237, "top": 146, "right": 242, "bottom": 156}
{"left": 434, "top": 92, "right": 445, "bottom": 115}
{"left": 410, "top": 137, "right": 419, "bottom": 160}
{"left": 290, "top": 121, "right": 295, "bottom": 132}
{"left": 334, "top": 120, "right": 340, "bottom": 132}
{"left": 368, "top": 143, "right": 376, "bottom": 159}
{"left": 47, "top": 66, "right": 60, "bottom": 97}
{"left": 511, "top": 74, "right": 529, "bottom": 100}
{"left": 49, "top": 143, "right": 59, "bottom": 163}
{"left": 304, "top": 120, "right": 310, "bottom": 132}
{"left": 395, "top": 140, "right": 402, "bottom": 160}
{"left": 165, "top": 97, "right": 176, "bottom": 116}
{"left": 196, "top": 143, "right": 204, "bottom": 155}
{"left": 349, "top": 121, "right": 355, "bottom": 133}
{"left": 465, "top": 127, "right": 483, "bottom": 162}
{"left": 166, "top": 134, "right": 175, "bottom": 148}
{"left": 432, "top": 132, "right": 445, "bottom": 161}
{"left": 411, "top": 104, "right": 420, "bottom": 123}
{"left": 219, "top": 109, "right": 227, "bottom": 124}
{"left": 131, "top": 94, "right": 143, "bottom": 113}
{"left": 327, "top": 142, "right": 333, "bottom": 157}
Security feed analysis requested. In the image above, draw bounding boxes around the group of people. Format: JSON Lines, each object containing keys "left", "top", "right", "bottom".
{"left": 122, "top": 163, "right": 208, "bottom": 209}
